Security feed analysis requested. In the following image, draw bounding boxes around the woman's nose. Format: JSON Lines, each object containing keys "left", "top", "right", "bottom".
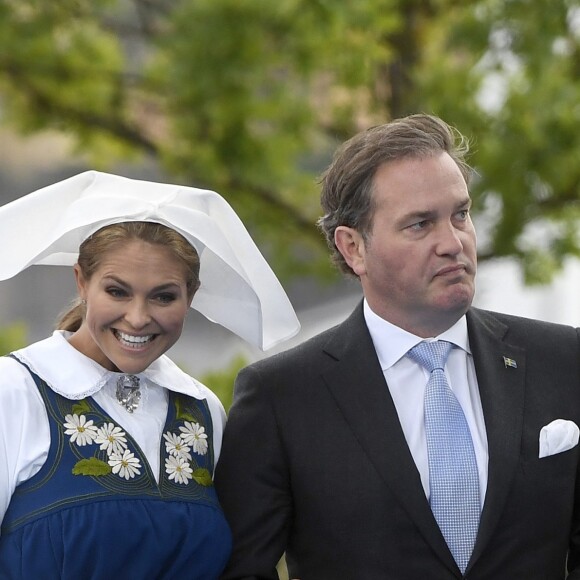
{"left": 124, "top": 300, "right": 151, "bottom": 329}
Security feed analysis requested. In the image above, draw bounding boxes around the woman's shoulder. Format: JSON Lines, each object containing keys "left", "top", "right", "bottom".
{"left": 0, "top": 348, "right": 46, "bottom": 416}
{"left": 0, "top": 350, "right": 36, "bottom": 385}
{"left": 6, "top": 332, "right": 72, "bottom": 374}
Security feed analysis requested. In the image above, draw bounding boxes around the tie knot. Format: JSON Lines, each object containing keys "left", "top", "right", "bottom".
{"left": 407, "top": 340, "right": 453, "bottom": 372}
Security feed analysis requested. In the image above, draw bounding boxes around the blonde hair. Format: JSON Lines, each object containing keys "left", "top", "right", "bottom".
{"left": 57, "top": 222, "right": 200, "bottom": 332}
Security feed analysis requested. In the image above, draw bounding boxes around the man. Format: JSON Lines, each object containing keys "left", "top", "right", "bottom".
{"left": 215, "top": 114, "right": 580, "bottom": 579}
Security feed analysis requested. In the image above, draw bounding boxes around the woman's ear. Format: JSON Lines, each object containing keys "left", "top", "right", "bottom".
{"left": 73, "top": 264, "right": 87, "bottom": 301}
{"left": 187, "top": 280, "right": 200, "bottom": 308}
{"left": 334, "top": 226, "right": 367, "bottom": 277}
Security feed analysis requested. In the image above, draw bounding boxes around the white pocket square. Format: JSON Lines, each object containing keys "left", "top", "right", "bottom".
{"left": 539, "top": 419, "right": 580, "bottom": 458}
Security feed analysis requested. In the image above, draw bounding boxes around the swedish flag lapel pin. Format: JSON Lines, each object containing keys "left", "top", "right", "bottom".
{"left": 503, "top": 356, "right": 518, "bottom": 369}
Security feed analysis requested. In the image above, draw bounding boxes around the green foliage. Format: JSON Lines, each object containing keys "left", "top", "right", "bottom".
{"left": 277, "top": 555, "right": 290, "bottom": 580}
{"left": 0, "top": 323, "right": 27, "bottom": 355}
{"left": 1, "top": 0, "right": 579, "bottom": 284}
{"left": 416, "top": 0, "right": 580, "bottom": 281}
{"left": 199, "top": 355, "right": 248, "bottom": 411}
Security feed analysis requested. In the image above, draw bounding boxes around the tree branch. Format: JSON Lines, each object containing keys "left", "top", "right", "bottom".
{"left": 2, "top": 64, "right": 159, "bottom": 155}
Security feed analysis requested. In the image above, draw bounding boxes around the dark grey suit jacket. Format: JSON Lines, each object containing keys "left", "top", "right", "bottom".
{"left": 215, "top": 304, "right": 580, "bottom": 579}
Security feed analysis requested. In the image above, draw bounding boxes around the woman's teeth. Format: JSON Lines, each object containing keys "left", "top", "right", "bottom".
{"left": 115, "top": 330, "right": 154, "bottom": 346}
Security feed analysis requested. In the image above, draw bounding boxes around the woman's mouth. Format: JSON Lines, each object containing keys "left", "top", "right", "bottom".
{"left": 113, "top": 330, "right": 156, "bottom": 348}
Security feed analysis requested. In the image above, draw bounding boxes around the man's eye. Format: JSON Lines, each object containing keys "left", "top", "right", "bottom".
{"left": 409, "top": 220, "right": 428, "bottom": 231}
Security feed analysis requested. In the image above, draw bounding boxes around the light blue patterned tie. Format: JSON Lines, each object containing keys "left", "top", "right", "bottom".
{"left": 407, "top": 340, "right": 480, "bottom": 574}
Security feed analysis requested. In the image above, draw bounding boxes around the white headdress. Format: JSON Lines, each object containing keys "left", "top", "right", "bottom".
{"left": 0, "top": 170, "right": 300, "bottom": 350}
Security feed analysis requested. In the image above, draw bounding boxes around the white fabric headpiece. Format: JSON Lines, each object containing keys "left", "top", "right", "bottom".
{"left": 0, "top": 170, "right": 300, "bottom": 350}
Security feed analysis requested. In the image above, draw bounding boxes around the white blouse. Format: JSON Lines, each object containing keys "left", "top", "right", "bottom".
{"left": 0, "top": 330, "right": 227, "bottom": 530}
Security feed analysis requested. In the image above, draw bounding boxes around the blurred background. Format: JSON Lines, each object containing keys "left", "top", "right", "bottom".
{"left": 1, "top": 2, "right": 579, "bottom": 576}
{"left": 0, "top": 0, "right": 580, "bottom": 406}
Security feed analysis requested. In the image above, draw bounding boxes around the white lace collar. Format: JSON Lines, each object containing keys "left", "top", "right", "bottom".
{"left": 13, "top": 330, "right": 207, "bottom": 401}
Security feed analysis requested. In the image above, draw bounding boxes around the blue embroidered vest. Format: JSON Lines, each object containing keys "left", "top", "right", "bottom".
{"left": 0, "top": 360, "right": 232, "bottom": 579}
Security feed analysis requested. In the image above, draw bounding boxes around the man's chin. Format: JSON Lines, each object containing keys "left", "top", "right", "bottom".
{"left": 435, "top": 286, "right": 474, "bottom": 316}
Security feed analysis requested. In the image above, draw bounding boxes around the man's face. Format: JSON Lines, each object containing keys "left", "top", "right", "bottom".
{"left": 336, "top": 152, "right": 477, "bottom": 337}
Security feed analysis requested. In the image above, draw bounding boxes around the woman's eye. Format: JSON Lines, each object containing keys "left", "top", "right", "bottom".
{"left": 156, "top": 293, "right": 177, "bottom": 304}
{"left": 106, "top": 287, "right": 127, "bottom": 298}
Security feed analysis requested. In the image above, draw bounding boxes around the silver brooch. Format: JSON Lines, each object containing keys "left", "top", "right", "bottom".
{"left": 116, "top": 375, "right": 141, "bottom": 413}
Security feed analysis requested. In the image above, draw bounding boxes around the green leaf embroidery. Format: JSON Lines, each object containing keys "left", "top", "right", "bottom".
{"left": 192, "top": 468, "right": 213, "bottom": 487}
{"left": 71, "top": 399, "right": 91, "bottom": 416}
{"left": 174, "top": 398, "right": 197, "bottom": 423}
{"left": 72, "top": 457, "right": 112, "bottom": 476}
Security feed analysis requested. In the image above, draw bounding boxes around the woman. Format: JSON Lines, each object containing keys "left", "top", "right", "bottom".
{"left": 0, "top": 171, "right": 300, "bottom": 578}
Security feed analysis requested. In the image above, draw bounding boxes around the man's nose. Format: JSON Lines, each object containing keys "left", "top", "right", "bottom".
{"left": 436, "top": 222, "right": 463, "bottom": 256}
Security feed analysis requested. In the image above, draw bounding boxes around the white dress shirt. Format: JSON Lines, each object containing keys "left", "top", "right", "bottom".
{"left": 0, "top": 330, "right": 226, "bottom": 531}
{"left": 364, "top": 301, "right": 488, "bottom": 504}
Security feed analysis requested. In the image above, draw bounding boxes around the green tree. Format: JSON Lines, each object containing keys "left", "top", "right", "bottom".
{"left": 198, "top": 355, "right": 248, "bottom": 411}
{"left": 0, "top": 0, "right": 579, "bottom": 283}
{"left": 0, "top": 322, "right": 27, "bottom": 355}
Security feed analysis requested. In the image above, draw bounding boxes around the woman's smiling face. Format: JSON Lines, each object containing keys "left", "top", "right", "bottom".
{"left": 69, "top": 239, "right": 192, "bottom": 373}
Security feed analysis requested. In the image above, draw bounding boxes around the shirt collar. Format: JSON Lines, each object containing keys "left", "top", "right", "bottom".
{"left": 13, "top": 330, "right": 207, "bottom": 401}
{"left": 363, "top": 299, "right": 471, "bottom": 371}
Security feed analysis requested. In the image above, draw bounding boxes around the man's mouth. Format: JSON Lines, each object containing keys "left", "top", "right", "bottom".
{"left": 113, "top": 330, "right": 156, "bottom": 348}
{"left": 435, "top": 264, "right": 467, "bottom": 277}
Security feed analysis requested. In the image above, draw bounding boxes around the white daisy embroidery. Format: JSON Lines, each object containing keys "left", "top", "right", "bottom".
{"left": 163, "top": 431, "right": 193, "bottom": 461}
{"left": 165, "top": 455, "right": 193, "bottom": 485}
{"left": 95, "top": 422, "right": 128, "bottom": 456}
{"left": 108, "top": 449, "right": 141, "bottom": 480}
{"left": 179, "top": 421, "right": 208, "bottom": 455}
{"left": 63, "top": 414, "right": 98, "bottom": 446}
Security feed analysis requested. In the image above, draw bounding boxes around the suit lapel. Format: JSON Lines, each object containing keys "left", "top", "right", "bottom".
{"left": 320, "top": 304, "right": 459, "bottom": 574}
{"left": 465, "top": 309, "right": 526, "bottom": 568}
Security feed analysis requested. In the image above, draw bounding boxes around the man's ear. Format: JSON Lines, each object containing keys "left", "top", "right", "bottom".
{"left": 334, "top": 226, "right": 367, "bottom": 276}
